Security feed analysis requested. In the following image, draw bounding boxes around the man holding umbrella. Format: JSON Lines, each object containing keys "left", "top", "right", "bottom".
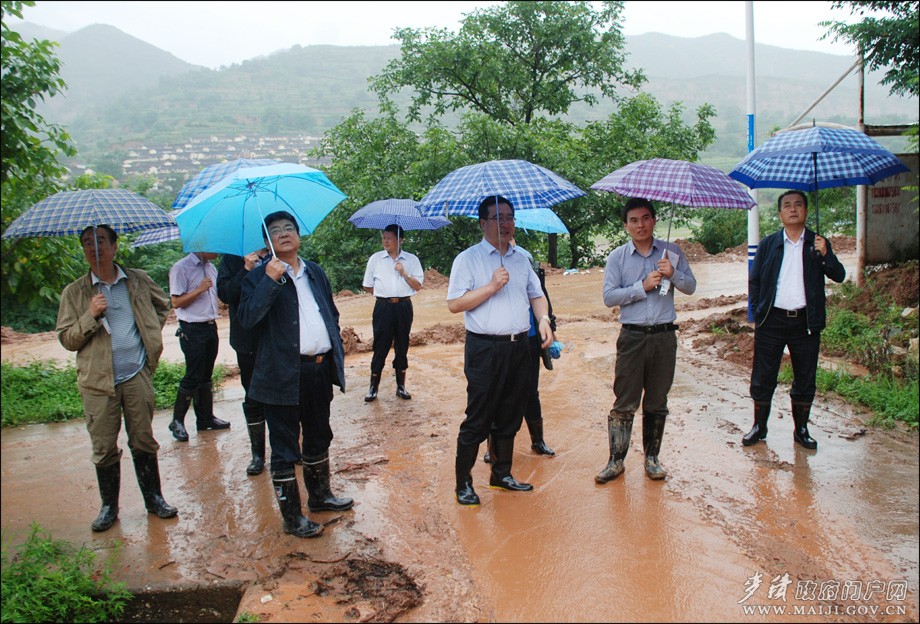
{"left": 239, "top": 210, "right": 353, "bottom": 539}
{"left": 743, "top": 190, "right": 846, "bottom": 451}
{"left": 447, "top": 196, "right": 555, "bottom": 506}
{"left": 57, "top": 225, "right": 178, "bottom": 531}
{"left": 361, "top": 224, "right": 424, "bottom": 402}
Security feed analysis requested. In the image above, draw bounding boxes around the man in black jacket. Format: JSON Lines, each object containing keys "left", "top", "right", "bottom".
{"left": 743, "top": 190, "right": 846, "bottom": 451}
{"left": 239, "top": 211, "right": 353, "bottom": 538}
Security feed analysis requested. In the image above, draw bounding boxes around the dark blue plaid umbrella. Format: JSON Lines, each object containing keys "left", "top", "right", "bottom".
{"left": 348, "top": 199, "right": 450, "bottom": 231}
{"left": 730, "top": 125, "right": 910, "bottom": 232}
{"left": 417, "top": 159, "right": 585, "bottom": 217}
{"left": 172, "top": 158, "right": 279, "bottom": 210}
{"left": 2, "top": 189, "right": 174, "bottom": 239}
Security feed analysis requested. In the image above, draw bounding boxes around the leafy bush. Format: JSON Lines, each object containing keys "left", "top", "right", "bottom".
{"left": 1, "top": 524, "right": 132, "bottom": 623}
{"left": 1, "top": 361, "right": 225, "bottom": 427}
{"left": 690, "top": 208, "right": 748, "bottom": 254}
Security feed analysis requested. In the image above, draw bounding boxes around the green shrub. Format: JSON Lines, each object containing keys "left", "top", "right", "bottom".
{"left": 689, "top": 208, "right": 747, "bottom": 254}
{"left": 1, "top": 524, "right": 132, "bottom": 623}
{"left": 1, "top": 360, "right": 225, "bottom": 428}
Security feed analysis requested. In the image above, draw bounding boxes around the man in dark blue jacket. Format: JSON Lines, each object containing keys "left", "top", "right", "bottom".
{"left": 238, "top": 211, "right": 353, "bottom": 539}
{"left": 743, "top": 190, "right": 846, "bottom": 451}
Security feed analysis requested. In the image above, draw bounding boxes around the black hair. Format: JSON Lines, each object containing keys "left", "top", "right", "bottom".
{"left": 80, "top": 224, "right": 117, "bottom": 244}
{"left": 383, "top": 224, "right": 405, "bottom": 238}
{"left": 621, "top": 198, "right": 656, "bottom": 223}
{"left": 262, "top": 210, "right": 300, "bottom": 239}
{"left": 777, "top": 190, "right": 808, "bottom": 210}
{"left": 477, "top": 196, "right": 514, "bottom": 221}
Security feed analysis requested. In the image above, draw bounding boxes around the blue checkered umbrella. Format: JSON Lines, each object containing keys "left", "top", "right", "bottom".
{"left": 417, "top": 159, "right": 585, "bottom": 217}
{"left": 131, "top": 212, "right": 181, "bottom": 248}
{"left": 730, "top": 125, "right": 910, "bottom": 232}
{"left": 173, "top": 158, "right": 279, "bottom": 210}
{"left": 2, "top": 189, "right": 174, "bottom": 240}
{"left": 348, "top": 199, "right": 450, "bottom": 231}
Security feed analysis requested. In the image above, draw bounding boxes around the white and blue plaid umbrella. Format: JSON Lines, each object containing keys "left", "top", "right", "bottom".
{"left": 417, "top": 159, "right": 585, "bottom": 217}
{"left": 465, "top": 207, "right": 569, "bottom": 234}
{"left": 2, "top": 189, "right": 174, "bottom": 240}
{"left": 348, "top": 199, "right": 450, "bottom": 231}
{"left": 175, "top": 162, "right": 347, "bottom": 256}
{"left": 172, "top": 158, "right": 279, "bottom": 210}
{"left": 131, "top": 211, "right": 181, "bottom": 248}
{"left": 591, "top": 158, "right": 756, "bottom": 209}
{"left": 730, "top": 125, "right": 910, "bottom": 232}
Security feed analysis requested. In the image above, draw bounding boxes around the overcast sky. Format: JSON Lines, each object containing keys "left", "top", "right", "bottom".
{"left": 12, "top": 1, "right": 861, "bottom": 70}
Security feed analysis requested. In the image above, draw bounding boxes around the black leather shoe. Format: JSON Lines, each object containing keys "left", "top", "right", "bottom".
{"left": 531, "top": 440, "right": 555, "bottom": 456}
{"left": 168, "top": 419, "right": 189, "bottom": 442}
{"left": 197, "top": 416, "right": 231, "bottom": 431}
{"left": 456, "top": 482, "right": 480, "bottom": 506}
{"left": 489, "top": 476, "right": 534, "bottom": 492}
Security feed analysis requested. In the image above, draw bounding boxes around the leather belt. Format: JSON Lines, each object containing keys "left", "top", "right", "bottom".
{"left": 300, "top": 352, "right": 328, "bottom": 364}
{"left": 180, "top": 319, "right": 216, "bottom": 326}
{"left": 622, "top": 323, "right": 678, "bottom": 334}
{"left": 467, "top": 331, "right": 529, "bottom": 342}
{"left": 773, "top": 307, "right": 804, "bottom": 318}
{"left": 376, "top": 296, "right": 411, "bottom": 303}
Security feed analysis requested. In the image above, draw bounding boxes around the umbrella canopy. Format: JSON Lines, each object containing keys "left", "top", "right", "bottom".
{"left": 132, "top": 210, "right": 181, "bottom": 248}
{"left": 591, "top": 158, "right": 756, "bottom": 209}
{"left": 729, "top": 125, "right": 910, "bottom": 233}
{"left": 348, "top": 199, "right": 450, "bottom": 231}
{"left": 466, "top": 206, "right": 569, "bottom": 234}
{"left": 2, "top": 188, "right": 175, "bottom": 240}
{"left": 729, "top": 125, "right": 910, "bottom": 191}
{"left": 417, "top": 159, "right": 585, "bottom": 217}
{"left": 172, "top": 158, "right": 279, "bottom": 210}
{"left": 174, "top": 162, "right": 347, "bottom": 256}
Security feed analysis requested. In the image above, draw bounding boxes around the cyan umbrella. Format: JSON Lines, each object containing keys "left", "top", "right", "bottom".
{"left": 348, "top": 199, "right": 450, "bottom": 231}
{"left": 729, "top": 124, "right": 910, "bottom": 233}
{"left": 175, "top": 162, "right": 347, "bottom": 256}
{"left": 417, "top": 159, "right": 585, "bottom": 217}
{"left": 465, "top": 207, "right": 569, "bottom": 235}
{"left": 134, "top": 158, "right": 281, "bottom": 248}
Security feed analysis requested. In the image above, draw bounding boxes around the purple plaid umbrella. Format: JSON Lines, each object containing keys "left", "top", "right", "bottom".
{"left": 729, "top": 124, "right": 909, "bottom": 233}
{"left": 591, "top": 158, "right": 756, "bottom": 209}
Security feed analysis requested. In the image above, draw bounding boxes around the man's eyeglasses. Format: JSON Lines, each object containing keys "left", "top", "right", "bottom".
{"left": 268, "top": 224, "right": 298, "bottom": 236}
{"left": 484, "top": 214, "right": 515, "bottom": 221}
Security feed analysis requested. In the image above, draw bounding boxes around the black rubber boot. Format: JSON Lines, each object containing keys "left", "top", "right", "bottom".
{"left": 742, "top": 402, "right": 771, "bottom": 446}
{"left": 132, "top": 452, "right": 178, "bottom": 518}
{"left": 243, "top": 401, "right": 266, "bottom": 476}
{"left": 489, "top": 436, "right": 533, "bottom": 491}
{"left": 302, "top": 454, "right": 354, "bottom": 512}
{"left": 395, "top": 369, "right": 411, "bottom": 400}
{"left": 169, "top": 390, "right": 192, "bottom": 442}
{"left": 595, "top": 410, "right": 633, "bottom": 484}
{"left": 455, "top": 443, "right": 480, "bottom": 506}
{"left": 527, "top": 420, "right": 555, "bottom": 456}
{"left": 272, "top": 470, "right": 323, "bottom": 538}
{"left": 91, "top": 462, "right": 120, "bottom": 532}
{"left": 195, "top": 382, "right": 230, "bottom": 431}
{"left": 364, "top": 372, "right": 381, "bottom": 402}
{"left": 643, "top": 415, "right": 667, "bottom": 480}
{"left": 792, "top": 401, "right": 818, "bottom": 450}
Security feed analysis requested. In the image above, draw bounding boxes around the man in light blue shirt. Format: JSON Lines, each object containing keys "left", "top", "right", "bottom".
{"left": 596, "top": 198, "right": 696, "bottom": 484}
{"left": 446, "top": 196, "right": 555, "bottom": 506}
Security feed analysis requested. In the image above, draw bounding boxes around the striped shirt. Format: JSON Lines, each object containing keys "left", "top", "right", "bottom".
{"left": 92, "top": 267, "right": 146, "bottom": 384}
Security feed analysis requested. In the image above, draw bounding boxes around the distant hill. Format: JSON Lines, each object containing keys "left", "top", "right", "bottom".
{"left": 17, "top": 22, "right": 917, "bottom": 167}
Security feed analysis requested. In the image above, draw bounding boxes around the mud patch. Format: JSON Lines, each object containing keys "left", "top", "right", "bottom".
{"left": 315, "top": 556, "right": 423, "bottom": 622}
{"left": 119, "top": 581, "right": 245, "bottom": 623}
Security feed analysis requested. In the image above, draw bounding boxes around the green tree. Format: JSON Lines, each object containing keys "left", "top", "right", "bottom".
{"left": 371, "top": 1, "right": 645, "bottom": 126}
{"left": 821, "top": 1, "right": 920, "bottom": 98}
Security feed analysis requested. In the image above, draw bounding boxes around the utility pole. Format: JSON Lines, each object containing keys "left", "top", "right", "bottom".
{"left": 745, "top": 1, "right": 759, "bottom": 321}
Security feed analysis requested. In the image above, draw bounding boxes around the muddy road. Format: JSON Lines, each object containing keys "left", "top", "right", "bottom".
{"left": 2, "top": 250, "right": 917, "bottom": 622}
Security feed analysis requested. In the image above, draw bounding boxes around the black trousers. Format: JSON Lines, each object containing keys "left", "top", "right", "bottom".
{"left": 370, "top": 297, "right": 413, "bottom": 373}
{"left": 457, "top": 333, "right": 530, "bottom": 446}
{"left": 750, "top": 309, "right": 821, "bottom": 404}
{"left": 177, "top": 321, "right": 218, "bottom": 395}
{"left": 237, "top": 350, "right": 263, "bottom": 410}
{"left": 524, "top": 334, "right": 542, "bottom": 426}
{"left": 265, "top": 357, "right": 334, "bottom": 473}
